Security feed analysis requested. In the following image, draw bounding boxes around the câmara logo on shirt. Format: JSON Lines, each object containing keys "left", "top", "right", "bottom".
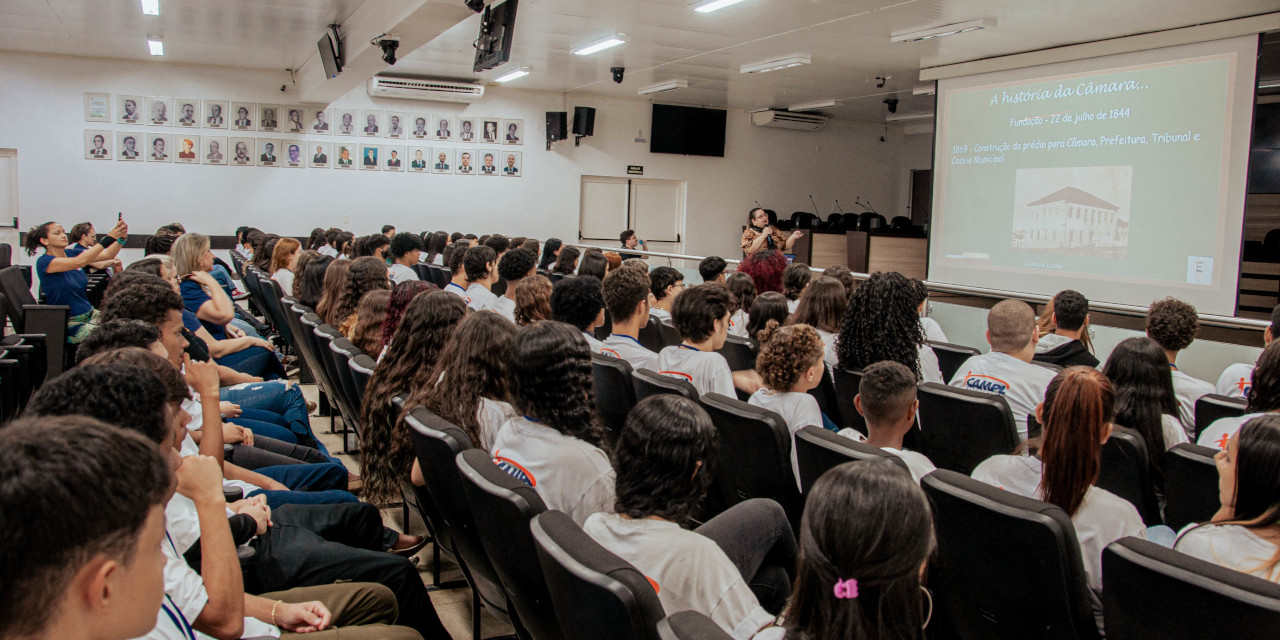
{"left": 493, "top": 452, "right": 536, "bottom": 487}
{"left": 599, "top": 348, "right": 621, "bottom": 359}
{"left": 1230, "top": 377, "right": 1252, "bottom": 398}
{"left": 961, "top": 373, "right": 1010, "bottom": 395}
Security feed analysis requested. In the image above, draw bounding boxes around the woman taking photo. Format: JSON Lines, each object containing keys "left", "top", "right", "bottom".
{"left": 741, "top": 207, "right": 803, "bottom": 255}
{"left": 24, "top": 217, "right": 128, "bottom": 343}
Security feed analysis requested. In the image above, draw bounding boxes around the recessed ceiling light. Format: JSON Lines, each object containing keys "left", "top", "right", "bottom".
{"left": 891, "top": 18, "right": 996, "bottom": 43}
{"left": 638, "top": 80, "right": 688, "bottom": 95}
{"left": 740, "top": 55, "right": 810, "bottom": 74}
{"left": 140, "top": 0, "right": 160, "bottom": 16}
{"left": 691, "top": 0, "right": 749, "bottom": 13}
{"left": 147, "top": 36, "right": 164, "bottom": 56}
{"left": 789, "top": 99, "right": 836, "bottom": 111}
{"left": 495, "top": 66, "right": 531, "bottom": 83}
{"left": 885, "top": 112, "right": 933, "bottom": 122}
{"left": 573, "top": 34, "right": 627, "bottom": 56}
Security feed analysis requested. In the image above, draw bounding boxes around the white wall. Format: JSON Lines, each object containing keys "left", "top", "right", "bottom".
{"left": 0, "top": 51, "right": 911, "bottom": 260}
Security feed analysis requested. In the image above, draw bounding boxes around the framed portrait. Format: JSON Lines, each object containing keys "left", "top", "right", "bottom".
{"left": 334, "top": 143, "right": 356, "bottom": 170}
{"left": 434, "top": 115, "right": 454, "bottom": 141}
{"left": 281, "top": 141, "right": 305, "bottom": 168}
{"left": 229, "top": 137, "right": 256, "bottom": 166}
{"left": 117, "top": 95, "right": 144, "bottom": 124}
{"left": 457, "top": 117, "right": 478, "bottom": 143}
{"left": 203, "top": 100, "right": 229, "bottom": 129}
{"left": 84, "top": 92, "right": 110, "bottom": 122}
{"left": 116, "top": 132, "right": 143, "bottom": 162}
{"left": 175, "top": 99, "right": 200, "bottom": 127}
{"left": 146, "top": 133, "right": 172, "bottom": 163}
{"left": 455, "top": 149, "right": 476, "bottom": 175}
{"left": 230, "top": 102, "right": 256, "bottom": 131}
{"left": 309, "top": 142, "right": 332, "bottom": 168}
{"left": 477, "top": 149, "right": 500, "bottom": 176}
{"left": 335, "top": 108, "right": 358, "bottom": 136}
{"left": 481, "top": 119, "right": 500, "bottom": 143}
{"left": 501, "top": 150, "right": 522, "bottom": 177}
{"left": 146, "top": 96, "right": 172, "bottom": 126}
{"left": 430, "top": 148, "right": 452, "bottom": 174}
{"left": 174, "top": 135, "right": 200, "bottom": 164}
{"left": 383, "top": 145, "right": 406, "bottom": 172}
{"left": 407, "top": 146, "right": 430, "bottom": 172}
{"left": 409, "top": 113, "right": 432, "bottom": 140}
{"left": 258, "top": 104, "right": 280, "bottom": 132}
{"left": 360, "top": 145, "right": 381, "bottom": 170}
{"left": 360, "top": 110, "right": 383, "bottom": 137}
{"left": 385, "top": 112, "right": 406, "bottom": 139}
{"left": 309, "top": 107, "right": 332, "bottom": 135}
{"left": 502, "top": 119, "right": 523, "bottom": 145}
{"left": 202, "top": 136, "right": 228, "bottom": 165}
{"left": 84, "top": 130, "right": 112, "bottom": 160}
{"left": 257, "top": 138, "right": 281, "bottom": 167}
{"left": 282, "top": 106, "right": 306, "bottom": 134}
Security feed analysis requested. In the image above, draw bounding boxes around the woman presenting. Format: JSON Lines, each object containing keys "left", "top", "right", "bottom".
{"left": 741, "top": 207, "right": 803, "bottom": 255}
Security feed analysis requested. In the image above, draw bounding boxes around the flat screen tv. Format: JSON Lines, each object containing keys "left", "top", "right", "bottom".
{"left": 473, "top": 0, "right": 519, "bottom": 73}
{"left": 650, "top": 104, "right": 726, "bottom": 157}
{"left": 318, "top": 32, "right": 342, "bottom": 79}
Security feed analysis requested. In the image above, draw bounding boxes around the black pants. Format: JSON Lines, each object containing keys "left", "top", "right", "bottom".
{"left": 695, "top": 498, "right": 797, "bottom": 614}
{"left": 227, "top": 435, "right": 328, "bottom": 469}
{"left": 250, "top": 503, "right": 449, "bottom": 639}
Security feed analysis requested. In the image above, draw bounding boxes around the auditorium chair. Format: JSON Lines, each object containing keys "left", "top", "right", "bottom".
{"left": 457, "top": 449, "right": 562, "bottom": 640}
{"left": 698, "top": 392, "right": 804, "bottom": 530}
{"left": 927, "top": 340, "right": 982, "bottom": 382}
{"left": 832, "top": 368, "right": 866, "bottom": 435}
{"left": 348, "top": 353, "right": 376, "bottom": 407}
{"left": 1102, "top": 537, "right": 1280, "bottom": 639}
{"left": 858, "top": 212, "right": 886, "bottom": 231}
{"left": 789, "top": 211, "right": 819, "bottom": 230}
{"left": 412, "top": 263, "right": 431, "bottom": 282}
{"left": 656, "top": 612, "right": 733, "bottom": 640}
{"left": 430, "top": 265, "right": 450, "bottom": 288}
{"left": 632, "top": 368, "right": 699, "bottom": 403}
{"left": 807, "top": 368, "right": 842, "bottom": 427}
{"left": 1162, "top": 443, "right": 1221, "bottom": 530}
{"left": 258, "top": 277, "right": 294, "bottom": 350}
{"left": 1030, "top": 360, "right": 1064, "bottom": 373}
{"left": 550, "top": 272, "right": 566, "bottom": 283}
{"left": 715, "top": 335, "right": 757, "bottom": 372}
{"left": 300, "top": 315, "right": 348, "bottom": 435}
{"left": 793, "top": 425, "right": 909, "bottom": 493}
{"left": 637, "top": 316, "right": 667, "bottom": 353}
{"left": 323, "top": 334, "right": 364, "bottom": 451}
{"left": 922, "top": 470, "right": 1101, "bottom": 640}
{"left": 1097, "top": 426, "right": 1162, "bottom": 525}
{"left": 657, "top": 320, "right": 683, "bottom": 349}
{"left": 1194, "top": 394, "right": 1247, "bottom": 441}
{"left": 0, "top": 243, "right": 11, "bottom": 268}
{"left": 0, "top": 265, "right": 68, "bottom": 376}
{"left": 592, "top": 353, "right": 637, "bottom": 447}
{"left": 916, "top": 383, "right": 1020, "bottom": 475}
{"left": 531, "top": 510, "right": 666, "bottom": 640}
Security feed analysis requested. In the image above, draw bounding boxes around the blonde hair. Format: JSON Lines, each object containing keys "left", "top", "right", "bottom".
{"left": 170, "top": 232, "right": 210, "bottom": 278}
{"left": 270, "top": 238, "right": 301, "bottom": 273}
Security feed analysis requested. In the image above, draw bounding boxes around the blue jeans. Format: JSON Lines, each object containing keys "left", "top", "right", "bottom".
{"left": 249, "top": 488, "right": 359, "bottom": 508}
{"left": 249, "top": 462, "right": 356, "bottom": 508}
{"left": 219, "top": 381, "right": 336, "bottom": 462}
{"left": 230, "top": 417, "right": 298, "bottom": 444}
{"left": 217, "top": 345, "right": 285, "bottom": 380}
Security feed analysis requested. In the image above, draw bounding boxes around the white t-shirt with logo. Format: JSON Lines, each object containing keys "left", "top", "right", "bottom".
{"left": 388, "top": 262, "right": 419, "bottom": 284}
{"left": 1216, "top": 362, "right": 1254, "bottom": 400}
{"left": 657, "top": 345, "right": 735, "bottom": 397}
{"left": 477, "top": 397, "right": 518, "bottom": 452}
{"left": 921, "top": 317, "right": 948, "bottom": 343}
{"left": 1197, "top": 412, "right": 1267, "bottom": 450}
{"left": 948, "top": 351, "right": 1055, "bottom": 439}
{"left": 492, "top": 295, "right": 516, "bottom": 323}
{"left": 491, "top": 416, "right": 615, "bottom": 526}
{"left": 600, "top": 334, "right": 659, "bottom": 372}
{"left": 1174, "top": 524, "right": 1280, "bottom": 582}
{"left": 444, "top": 282, "right": 468, "bottom": 299}
{"left": 582, "top": 330, "right": 603, "bottom": 352}
{"left": 583, "top": 513, "right": 775, "bottom": 640}
{"left": 728, "top": 310, "right": 749, "bottom": 338}
{"left": 748, "top": 388, "right": 823, "bottom": 490}
{"left": 466, "top": 282, "right": 499, "bottom": 311}
{"left": 1171, "top": 368, "right": 1215, "bottom": 438}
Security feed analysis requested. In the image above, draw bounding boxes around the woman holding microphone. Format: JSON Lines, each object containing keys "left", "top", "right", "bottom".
{"left": 741, "top": 207, "right": 803, "bottom": 255}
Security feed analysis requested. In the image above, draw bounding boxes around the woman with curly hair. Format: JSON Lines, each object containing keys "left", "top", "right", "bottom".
{"left": 750, "top": 320, "right": 827, "bottom": 490}
{"left": 24, "top": 217, "right": 129, "bottom": 343}
{"left": 289, "top": 249, "right": 322, "bottom": 299}
{"left": 782, "top": 262, "right": 811, "bottom": 312}
{"left": 491, "top": 321, "right": 613, "bottom": 525}
{"left": 345, "top": 289, "right": 391, "bottom": 355}
{"left": 419, "top": 312, "right": 517, "bottom": 450}
{"left": 326, "top": 256, "right": 389, "bottom": 328}
{"left": 726, "top": 272, "right": 756, "bottom": 338}
{"left": 380, "top": 280, "right": 435, "bottom": 353}
{"left": 835, "top": 271, "right": 943, "bottom": 383}
{"left": 314, "top": 258, "right": 350, "bottom": 322}
{"left": 788, "top": 275, "right": 845, "bottom": 367}
{"left": 514, "top": 275, "right": 552, "bottom": 325}
{"left": 360, "top": 291, "right": 467, "bottom": 508}
{"left": 305, "top": 227, "right": 327, "bottom": 251}
{"left": 737, "top": 249, "right": 787, "bottom": 294}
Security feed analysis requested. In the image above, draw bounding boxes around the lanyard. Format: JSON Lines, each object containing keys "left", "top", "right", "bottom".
{"left": 611, "top": 334, "right": 643, "bottom": 348}
{"left": 162, "top": 595, "right": 197, "bottom": 640}
{"left": 678, "top": 344, "right": 702, "bottom": 352}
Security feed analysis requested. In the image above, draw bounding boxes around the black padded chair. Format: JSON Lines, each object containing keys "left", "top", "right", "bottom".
{"left": 916, "top": 382, "right": 1020, "bottom": 475}
{"left": 1031, "top": 360, "right": 1064, "bottom": 373}
{"left": 921, "top": 470, "right": 1100, "bottom": 640}
{"left": 1162, "top": 443, "right": 1221, "bottom": 530}
{"left": 698, "top": 392, "right": 804, "bottom": 529}
{"left": 927, "top": 340, "right": 981, "bottom": 383}
{"left": 592, "top": 353, "right": 637, "bottom": 447}
{"left": 657, "top": 320, "right": 683, "bottom": 349}
{"left": 793, "top": 425, "right": 908, "bottom": 492}
{"left": 656, "top": 611, "right": 733, "bottom": 640}
{"left": 1194, "top": 394, "right": 1247, "bottom": 441}
{"left": 324, "top": 335, "right": 364, "bottom": 448}
{"left": 637, "top": 316, "right": 667, "bottom": 353}
{"left": 531, "top": 510, "right": 666, "bottom": 640}
{"left": 0, "top": 266, "right": 68, "bottom": 376}
{"left": 348, "top": 353, "right": 377, "bottom": 407}
{"left": 299, "top": 312, "right": 343, "bottom": 419}
{"left": 1097, "top": 426, "right": 1162, "bottom": 525}
{"left": 1102, "top": 537, "right": 1280, "bottom": 639}
{"left": 807, "top": 368, "right": 842, "bottom": 428}
{"left": 632, "top": 368, "right": 699, "bottom": 402}
{"left": 259, "top": 278, "right": 294, "bottom": 347}
{"left": 432, "top": 265, "right": 451, "bottom": 288}
{"left": 832, "top": 368, "right": 865, "bottom": 435}
{"left": 457, "top": 449, "right": 562, "bottom": 640}
{"left": 715, "top": 335, "right": 757, "bottom": 372}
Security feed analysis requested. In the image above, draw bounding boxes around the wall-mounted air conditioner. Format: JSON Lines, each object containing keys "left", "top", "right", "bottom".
{"left": 750, "top": 109, "right": 828, "bottom": 131}
{"left": 366, "top": 76, "right": 485, "bottom": 103}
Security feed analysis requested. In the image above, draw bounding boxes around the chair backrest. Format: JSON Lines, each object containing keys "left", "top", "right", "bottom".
{"left": 632, "top": 368, "right": 699, "bottom": 403}
{"left": 656, "top": 611, "right": 733, "bottom": 640}
{"left": 1194, "top": 394, "right": 1247, "bottom": 441}
{"left": 657, "top": 321, "right": 683, "bottom": 349}
{"left": 1102, "top": 537, "right": 1280, "bottom": 640}
{"left": 1031, "top": 360, "right": 1064, "bottom": 373}
{"left": 299, "top": 313, "right": 343, "bottom": 403}
{"left": 832, "top": 368, "right": 866, "bottom": 435}
{"left": 807, "top": 367, "right": 842, "bottom": 427}
{"left": 927, "top": 340, "right": 982, "bottom": 383}
{"left": 698, "top": 392, "right": 804, "bottom": 528}
{"left": 258, "top": 278, "right": 293, "bottom": 344}
{"left": 325, "top": 334, "right": 364, "bottom": 427}
{"left": 715, "top": 335, "right": 757, "bottom": 372}
{"left": 1162, "top": 443, "right": 1221, "bottom": 531}
{"left": 531, "top": 510, "right": 666, "bottom": 640}
{"left": 457, "top": 449, "right": 563, "bottom": 640}
{"left": 921, "top": 470, "right": 1100, "bottom": 640}
{"left": 0, "top": 266, "right": 36, "bottom": 330}
{"left": 0, "top": 243, "right": 11, "bottom": 269}
{"left": 1097, "top": 426, "right": 1162, "bottom": 525}
{"left": 916, "top": 382, "right": 1020, "bottom": 475}
{"left": 636, "top": 316, "right": 666, "bottom": 353}
{"left": 432, "top": 265, "right": 451, "bottom": 288}
{"left": 793, "top": 425, "right": 908, "bottom": 492}
{"left": 592, "top": 353, "right": 637, "bottom": 447}
{"left": 348, "top": 353, "right": 377, "bottom": 407}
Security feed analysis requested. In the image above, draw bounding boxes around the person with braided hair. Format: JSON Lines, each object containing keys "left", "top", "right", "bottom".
{"left": 835, "top": 271, "right": 943, "bottom": 383}
{"left": 749, "top": 320, "right": 827, "bottom": 490}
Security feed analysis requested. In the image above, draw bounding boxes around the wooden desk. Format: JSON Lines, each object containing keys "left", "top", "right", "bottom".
{"left": 789, "top": 230, "right": 927, "bottom": 278}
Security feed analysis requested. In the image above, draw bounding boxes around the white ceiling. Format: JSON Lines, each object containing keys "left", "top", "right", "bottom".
{"left": 1, "top": 0, "right": 1276, "bottom": 122}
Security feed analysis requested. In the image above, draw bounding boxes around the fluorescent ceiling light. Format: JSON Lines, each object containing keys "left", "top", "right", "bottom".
{"left": 1259, "top": 79, "right": 1280, "bottom": 89}
{"left": 147, "top": 36, "right": 164, "bottom": 56}
{"left": 740, "top": 54, "right": 810, "bottom": 74}
{"left": 691, "top": 0, "right": 749, "bottom": 13}
{"left": 140, "top": 0, "right": 160, "bottom": 15}
{"left": 573, "top": 34, "right": 627, "bottom": 56}
{"left": 495, "top": 66, "right": 531, "bottom": 83}
{"left": 638, "top": 80, "right": 688, "bottom": 95}
{"left": 912, "top": 83, "right": 936, "bottom": 96}
{"left": 891, "top": 18, "right": 996, "bottom": 43}
{"left": 789, "top": 99, "right": 835, "bottom": 111}
{"left": 885, "top": 112, "right": 933, "bottom": 122}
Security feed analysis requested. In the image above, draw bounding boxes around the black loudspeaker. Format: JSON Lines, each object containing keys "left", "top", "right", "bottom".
{"left": 572, "top": 106, "right": 596, "bottom": 137}
{"left": 546, "top": 111, "right": 567, "bottom": 142}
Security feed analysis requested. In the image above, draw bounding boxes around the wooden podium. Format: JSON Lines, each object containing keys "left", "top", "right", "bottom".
{"left": 790, "top": 230, "right": 927, "bottom": 280}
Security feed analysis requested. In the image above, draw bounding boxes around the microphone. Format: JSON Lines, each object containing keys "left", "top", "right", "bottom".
{"left": 754, "top": 200, "right": 763, "bottom": 209}
{"left": 809, "top": 194, "right": 819, "bottom": 213}
{"left": 835, "top": 200, "right": 845, "bottom": 214}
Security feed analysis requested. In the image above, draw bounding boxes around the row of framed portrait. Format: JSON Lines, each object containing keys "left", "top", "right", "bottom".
{"left": 84, "top": 93, "right": 524, "bottom": 143}
{"left": 83, "top": 130, "right": 523, "bottom": 176}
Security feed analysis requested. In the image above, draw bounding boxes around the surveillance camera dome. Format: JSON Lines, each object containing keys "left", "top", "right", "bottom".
{"left": 611, "top": 67, "right": 625, "bottom": 84}
{"left": 379, "top": 39, "right": 399, "bottom": 65}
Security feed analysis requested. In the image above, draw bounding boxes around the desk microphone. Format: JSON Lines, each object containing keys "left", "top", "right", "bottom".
{"left": 754, "top": 200, "right": 763, "bottom": 209}
{"left": 835, "top": 200, "right": 845, "bottom": 214}
{"left": 809, "top": 194, "right": 819, "bottom": 214}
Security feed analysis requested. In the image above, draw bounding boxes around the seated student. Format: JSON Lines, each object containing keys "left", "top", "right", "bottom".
{"left": 344, "top": 289, "right": 391, "bottom": 356}
{"left": 749, "top": 321, "right": 826, "bottom": 490}
{"left": 419, "top": 312, "right": 517, "bottom": 451}
{"left": 782, "top": 262, "right": 811, "bottom": 313}
{"left": 787, "top": 275, "right": 845, "bottom": 368}
{"left": 463, "top": 245, "right": 500, "bottom": 311}
{"left": 972, "top": 367, "right": 1145, "bottom": 628}
{"left": 494, "top": 247, "right": 537, "bottom": 322}
{"left": 948, "top": 299, "right": 1055, "bottom": 439}
{"left": 745, "top": 291, "right": 789, "bottom": 344}
{"left": 1101, "top": 337, "right": 1189, "bottom": 487}
{"left": 514, "top": 275, "right": 553, "bottom": 325}
{"left": 443, "top": 241, "right": 469, "bottom": 298}
{"left": 1147, "top": 296, "right": 1214, "bottom": 436}
{"left": 552, "top": 246, "right": 580, "bottom": 276}
{"left": 269, "top": 237, "right": 301, "bottom": 295}
{"left": 333, "top": 257, "right": 391, "bottom": 334}
{"left": 0, "top": 416, "right": 172, "bottom": 640}
{"left": 754, "top": 458, "right": 934, "bottom": 640}
{"left": 551, "top": 275, "right": 606, "bottom": 351}
{"left": 1217, "top": 303, "right": 1280, "bottom": 399}
{"left": 379, "top": 281, "right": 436, "bottom": 355}
{"left": 842, "top": 361, "right": 937, "bottom": 484}
{"left": 648, "top": 266, "right": 684, "bottom": 322}
{"left": 1199, "top": 339, "right": 1280, "bottom": 450}
{"left": 24, "top": 218, "right": 130, "bottom": 343}
{"left": 600, "top": 267, "right": 659, "bottom": 371}
{"left": 1173, "top": 414, "right": 1280, "bottom": 583}
{"left": 837, "top": 271, "right": 944, "bottom": 384}
{"left": 386, "top": 233, "right": 422, "bottom": 284}
{"left": 297, "top": 255, "right": 334, "bottom": 309}
{"left": 584, "top": 395, "right": 796, "bottom": 639}
{"left": 699, "top": 255, "right": 727, "bottom": 284}
{"left": 658, "top": 283, "right": 763, "bottom": 396}
{"left": 910, "top": 277, "right": 947, "bottom": 344}
{"left": 1034, "top": 290, "right": 1099, "bottom": 368}
{"left": 491, "top": 321, "right": 615, "bottom": 525}
{"left": 726, "top": 272, "right": 756, "bottom": 338}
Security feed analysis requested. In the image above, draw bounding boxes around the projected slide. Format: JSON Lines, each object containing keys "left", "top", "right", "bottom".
{"left": 929, "top": 36, "right": 1257, "bottom": 316}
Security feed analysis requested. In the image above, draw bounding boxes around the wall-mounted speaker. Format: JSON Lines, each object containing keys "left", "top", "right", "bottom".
{"left": 546, "top": 111, "right": 567, "bottom": 142}
{"left": 572, "top": 106, "right": 596, "bottom": 137}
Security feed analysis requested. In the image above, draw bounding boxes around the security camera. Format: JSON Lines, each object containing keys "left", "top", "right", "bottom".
{"left": 373, "top": 34, "right": 400, "bottom": 65}
{"left": 464, "top": 0, "right": 486, "bottom": 12}
{"left": 611, "top": 67, "right": 625, "bottom": 84}
{"left": 875, "top": 76, "right": 886, "bottom": 89}
{"left": 884, "top": 98, "right": 898, "bottom": 114}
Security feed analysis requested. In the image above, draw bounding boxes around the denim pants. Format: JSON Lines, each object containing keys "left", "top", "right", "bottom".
{"left": 219, "top": 381, "right": 338, "bottom": 463}
{"left": 217, "top": 345, "right": 286, "bottom": 380}
{"left": 695, "top": 498, "right": 797, "bottom": 614}
{"left": 249, "top": 462, "right": 357, "bottom": 508}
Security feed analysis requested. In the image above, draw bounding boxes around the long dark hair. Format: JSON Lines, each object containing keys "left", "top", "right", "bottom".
{"left": 579, "top": 251, "right": 608, "bottom": 280}
{"left": 747, "top": 292, "right": 789, "bottom": 342}
{"left": 315, "top": 258, "right": 350, "bottom": 322}
{"left": 836, "top": 271, "right": 924, "bottom": 379}
{"left": 422, "top": 313, "right": 516, "bottom": 448}
{"left": 290, "top": 250, "right": 322, "bottom": 299}
{"left": 613, "top": 395, "right": 716, "bottom": 525}
{"left": 789, "top": 275, "right": 845, "bottom": 334}
{"left": 540, "top": 238, "right": 563, "bottom": 270}
{"left": 1247, "top": 340, "right": 1280, "bottom": 413}
{"left": 1102, "top": 337, "right": 1179, "bottom": 483}
{"left": 381, "top": 281, "right": 435, "bottom": 348}
{"left": 1037, "top": 367, "right": 1114, "bottom": 517}
{"left": 361, "top": 291, "right": 467, "bottom": 508}
{"left": 424, "top": 231, "right": 449, "bottom": 263}
{"left": 509, "top": 321, "right": 605, "bottom": 448}
{"left": 783, "top": 262, "right": 811, "bottom": 301}
{"left": 329, "top": 256, "right": 389, "bottom": 327}
{"left": 251, "top": 234, "right": 280, "bottom": 272}
{"left": 1212, "top": 415, "right": 1280, "bottom": 576}
{"left": 727, "top": 272, "right": 756, "bottom": 315}
{"left": 306, "top": 227, "right": 326, "bottom": 251}
{"left": 553, "top": 246, "right": 580, "bottom": 275}
{"left": 785, "top": 459, "right": 934, "bottom": 640}
{"left": 298, "top": 255, "right": 334, "bottom": 309}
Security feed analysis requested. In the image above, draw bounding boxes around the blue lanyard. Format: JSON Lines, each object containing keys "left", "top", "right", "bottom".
{"left": 678, "top": 343, "right": 701, "bottom": 352}
{"left": 523, "top": 415, "right": 541, "bottom": 423}
{"left": 610, "top": 334, "right": 643, "bottom": 347}
{"left": 162, "top": 595, "right": 197, "bottom": 640}
{"left": 447, "top": 282, "right": 466, "bottom": 292}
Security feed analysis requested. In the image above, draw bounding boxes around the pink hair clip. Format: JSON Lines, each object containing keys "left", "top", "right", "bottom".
{"left": 833, "top": 578, "right": 859, "bottom": 599}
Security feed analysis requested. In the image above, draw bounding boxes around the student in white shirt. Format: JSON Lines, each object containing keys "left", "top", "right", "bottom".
{"left": 442, "top": 241, "right": 470, "bottom": 299}
{"left": 269, "top": 237, "right": 301, "bottom": 297}
{"left": 491, "top": 321, "right": 615, "bottom": 525}
{"left": 754, "top": 459, "right": 933, "bottom": 640}
{"left": 836, "top": 272, "right": 944, "bottom": 384}
{"left": 1147, "top": 296, "right": 1215, "bottom": 436}
{"left": 1215, "top": 304, "right": 1277, "bottom": 399}
{"left": 971, "top": 367, "right": 1146, "bottom": 629}
{"left": 725, "top": 272, "right": 756, "bottom": 338}
{"left": 1101, "top": 337, "right": 1190, "bottom": 487}
{"left": 788, "top": 275, "right": 844, "bottom": 368}
{"left": 1198, "top": 339, "right": 1280, "bottom": 450}
{"left": 386, "top": 233, "right": 422, "bottom": 285}
{"left": 745, "top": 291, "right": 789, "bottom": 344}
{"left": 493, "top": 247, "right": 538, "bottom": 323}
{"left": 463, "top": 245, "right": 500, "bottom": 311}
{"left": 584, "top": 395, "right": 796, "bottom": 639}
{"left": 417, "top": 312, "right": 518, "bottom": 451}
{"left": 550, "top": 274, "right": 606, "bottom": 351}
{"left": 648, "top": 265, "right": 684, "bottom": 323}
{"left": 782, "top": 262, "right": 810, "bottom": 314}
{"left": 847, "top": 361, "right": 937, "bottom": 484}
{"left": 948, "top": 299, "right": 1056, "bottom": 439}
{"left": 657, "top": 283, "right": 763, "bottom": 396}
{"left": 1173, "top": 414, "right": 1280, "bottom": 583}
{"left": 749, "top": 320, "right": 826, "bottom": 490}
{"left": 600, "top": 266, "right": 660, "bottom": 371}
